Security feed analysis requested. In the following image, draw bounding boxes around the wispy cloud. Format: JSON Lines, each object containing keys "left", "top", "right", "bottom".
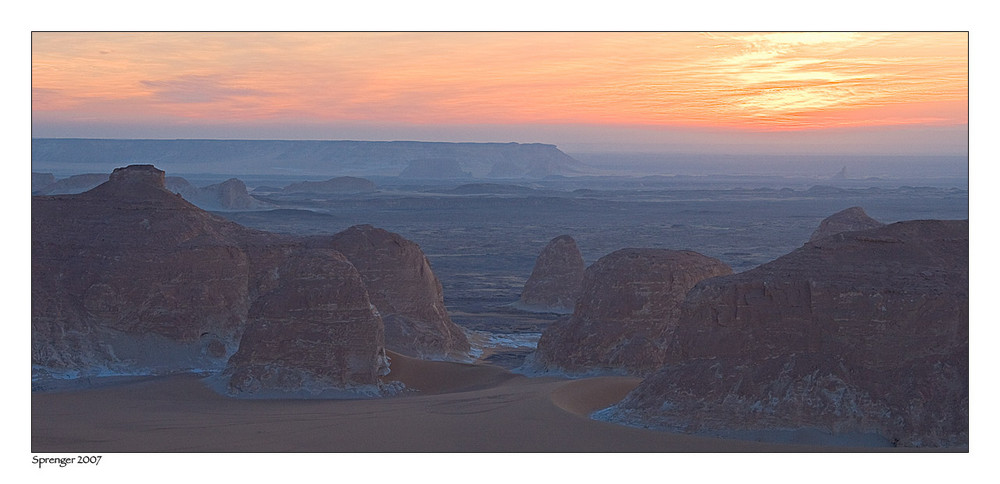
{"left": 140, "top": 75, "right": 271, "bottom": 104}
{"left": 31, "top": 32, "right": 968, "bottom": 132}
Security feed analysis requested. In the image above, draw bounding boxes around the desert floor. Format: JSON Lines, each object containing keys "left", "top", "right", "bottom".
{"left": 32, "top": 353, "right": 909, "bottom": 453}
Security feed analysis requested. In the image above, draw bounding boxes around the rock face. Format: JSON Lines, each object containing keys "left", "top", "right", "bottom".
{"left": 315, "top": 224, "right": 471, "bottom": 359}
{"left": 518, "top": 235, "right": 585, "bottom": 312}
{"left": 528, "top": 248, "right": 732, "bottom": 376}
{"left": 280, "top": 176, "right": 376, "bottom": 194}
{"left": 32, "top": 164, "right": 388, "bottom": 396}
{"left": 604, "top": 220, "right": 968, "bottom": 447}
{"left": 809, "top": 206, "right": 884, "bottom": 241}
{"left": 224, "top": 245, "right": 389, "bottom": 396}
{"left": 165, "top": 176, "right": 272, "bottom": 211}
{"left": 207, "top": 178, "right": 271, "bottom": 210}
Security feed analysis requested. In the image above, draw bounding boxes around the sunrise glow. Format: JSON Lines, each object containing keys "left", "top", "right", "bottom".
{"left": 31, "top": 32, "right": 968, "bottom": 150}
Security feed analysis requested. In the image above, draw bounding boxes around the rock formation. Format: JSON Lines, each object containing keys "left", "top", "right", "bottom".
{"left": 224, "top": 245, "right": 389, "bottom": 396}
{"left": 32, "top": 164, "right": 389, "bottom": 396}
{"left": 602, "top": 220, "right": 968, "bottom": 447}
{"left": 527, "top": 248, "right": 732, "bottom": 376}
{"left": 315, "top": 224, "right": 471, "bottom": 359}
{"left": 518, "top": 235, "right": 585, "bottom": 313}
{"left": 206, "top": 178, "right": 272, "bottom": 210}
{"left": 166, "top": 176, "right": 272, "bottom": 211}
{"left": 809, "top": 206, "right": 884, "bottom": 241}
{"left": 280, "top": 176, "right": 376, "bottom": 194}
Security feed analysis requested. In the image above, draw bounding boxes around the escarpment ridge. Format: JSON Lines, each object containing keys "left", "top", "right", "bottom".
{"left": 31, "top": 138, "right": 585, "bottom": 178}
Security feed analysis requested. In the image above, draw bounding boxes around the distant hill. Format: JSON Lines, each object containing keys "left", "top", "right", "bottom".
{"left": 33, "top": 173, "right": 108, "bottom": 195}
{"left": 31, "top": 172, "right": 55, "bottom": 193}
{"left": 31, "top": 139, "right": 586, "bottom": 179}
{"left": 280, "top": 176, "right": 376, "bottom": 194}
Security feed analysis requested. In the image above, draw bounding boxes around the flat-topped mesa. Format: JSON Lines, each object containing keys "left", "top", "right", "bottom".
{"left": 526, "top": 248, "right": 732, "bottom": 376}
{"left": 604, "top": 219, "right": 969, "bottom": 447}
{"left": 315, "top": 224, "right": 471, "bottom": 359}
{"left": 84, "top": 164, "right": 170, "bottom": 201}
{"left": 809, "top": 206, "right": 885, "bottom": 242}
{"left": 518, "top": 235, "right": 585, "bottom": 313}
{"left": 31, "top": 138, "right": 585, "bottom": 178}
{"left": 33, "top": 164, "right": 390, "bottom": 396}
{"left": 109, "top": 164, "right": 166, "bottom": 187}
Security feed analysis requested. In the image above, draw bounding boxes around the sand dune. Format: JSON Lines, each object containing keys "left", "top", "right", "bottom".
{"left": 32, "top": 357, "right": 909, "bottom": 453}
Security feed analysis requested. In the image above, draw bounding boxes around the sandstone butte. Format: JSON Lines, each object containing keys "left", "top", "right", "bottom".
{"left": 312, "top": 224, "right": 471, "bottom": 359}
{"left": 810, "top": 206, "right": 885, "bottom": 242}
{"left": 527, "top": 248, "right": 733, "bottom": 376}
{"left": 32, "top": 165, "right": 389, "bottom": 396}
{"left": 518, "top": 235, "right": 586, "bottom": 313}
{"left": 165, "top": 176, "right": 273, "bottom": 211}
{"left": 604, "top": 219, "right": 969, "bottom": 447}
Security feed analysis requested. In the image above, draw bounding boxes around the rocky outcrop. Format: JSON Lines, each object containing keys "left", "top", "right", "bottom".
{"left": 280, "top": 176, "right": 376, "bottom": 194}
{"left": 224, "top": 245, "right": 389, "bottom": 396}
{"left": 314, "top": 224, "right": 471, "bottom": 359}
{"left": 603, "top": 220, "right": 968, "bottom": 447}
{"left": 32, "top": 165, "right": 388, "bottom": 396}
{"left": 527, "top": 248, "right": 732, "bottom": 376}
{"left": 809, "top": 206, "right": 884, "bottom": 241}
{"left": 208, "top": 178, "right": 271, "bottom": 210}
{"left": 166, "top": 176, "right": 273, "bottom": 211}
{"left": 518, "top": 235, "right": 585, "bottom": 313}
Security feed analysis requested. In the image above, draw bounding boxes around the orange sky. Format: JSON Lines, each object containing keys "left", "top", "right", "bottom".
{"left": 31, "top": 32, "right": 968, "bottom": 152}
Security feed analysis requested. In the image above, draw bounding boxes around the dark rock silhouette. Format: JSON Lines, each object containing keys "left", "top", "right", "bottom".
{"left": 32, "top": 165, "right": 388, "bottom": 395}
{"left": 518, "top": 235, "right": 585, "bottom": 313}
{"left": 809, "top": 206, "right": 884, "bottom": 242}
{"left": 316, "top": 225, "right": 471, "bottom": 359}
{"left": 604, "top": 219, "right": 968, "bottom": 447}
{"left": 527, "top": 248, "right": 732, "bottom": 376}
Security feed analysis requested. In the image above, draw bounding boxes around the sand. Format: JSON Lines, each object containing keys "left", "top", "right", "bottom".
{"left": 32, "top": 353, "right": 905, "bottom": 453}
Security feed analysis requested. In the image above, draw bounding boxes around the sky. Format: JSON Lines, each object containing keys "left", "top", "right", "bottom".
{"left": 30, "top": 31, "right": 968, "bottom": 155}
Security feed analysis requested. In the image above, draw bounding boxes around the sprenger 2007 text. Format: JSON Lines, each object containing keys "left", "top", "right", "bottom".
{"left": 32, "top": 455, "right": 102, "bottom": 468}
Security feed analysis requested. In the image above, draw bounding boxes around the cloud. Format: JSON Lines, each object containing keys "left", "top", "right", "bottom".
{"left": 140, "top": 75, "right": 271, "bottom": 104}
